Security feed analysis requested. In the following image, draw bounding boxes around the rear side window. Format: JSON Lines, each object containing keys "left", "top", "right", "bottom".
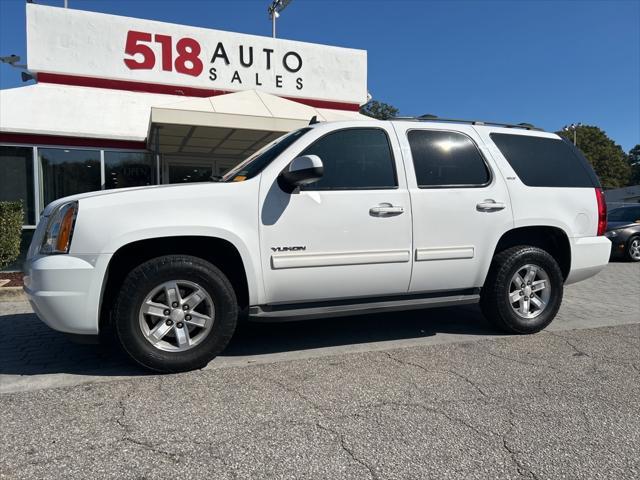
{"left": 300, "top": 128, "right": 397, "bottom": 190}
{"left": 407, "top": 130, "right": 490, "bottom": 187}
{"left": 490, "top": 133, "right": 597, "bottom": 188}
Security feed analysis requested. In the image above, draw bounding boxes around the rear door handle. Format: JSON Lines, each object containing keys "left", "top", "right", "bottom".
{"left": 476, "top": 199, "right": 506, "bottom": 212}
{"left": 370, "top": 203, "right": 404, "bottom": 216}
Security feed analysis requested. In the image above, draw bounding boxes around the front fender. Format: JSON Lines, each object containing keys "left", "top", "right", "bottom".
{"left": 101, "top": 226, "right": 263, "bottom": 306}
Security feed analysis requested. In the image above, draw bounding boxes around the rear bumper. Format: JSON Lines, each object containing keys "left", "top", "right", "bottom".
{"left": 23, "top": 253, "right": 110, "bottom": 335}
{"left": 565, "top": 236, "right": 611, "bottom": 285}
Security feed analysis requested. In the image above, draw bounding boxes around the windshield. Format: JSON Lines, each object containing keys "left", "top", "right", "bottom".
{"left": 222, "top": 128, "right": 311, "bottom": 182}
{"left": 608, "top": 206, "right": 640, "bottom": 222}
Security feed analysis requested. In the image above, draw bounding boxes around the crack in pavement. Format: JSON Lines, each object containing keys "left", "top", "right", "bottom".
{"left": 260, "top": 373, "right": 327, "bottom": 415}
{"left": 545, "top": 331, "right": 591, "bottom": 358}
{"left": 546, "top": 331, "right": 640, "bottom": 376}
{"left": 359, "top": 399, "right": 493, "bottom": 439}
{"left": 111, "top": 383, "right": 183, "bottom": 462}
{"left": 444, "top": 368, "right": 490, "bottom": 401}
{"left": 384, "top": 351, "right": 490, "bottom": 401}
{"left": 475, "top": 342, "right": 560, "bottom": 371}
{"left": 315, "top": 421, "right": 380, "bottom": 480}
{"left": 501, "top": 412, "right": 541, "bottom": 480}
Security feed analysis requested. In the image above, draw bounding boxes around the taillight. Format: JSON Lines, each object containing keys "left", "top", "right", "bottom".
{"left": 595, "top": 188, "right": 607, "bottom": 236}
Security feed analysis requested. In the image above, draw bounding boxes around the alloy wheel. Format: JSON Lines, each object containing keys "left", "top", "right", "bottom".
{"left": 508, "top": 264, "right": 551, "bottom": 320}
{"left": 138, "top": 280, "right": 215, "bottom": 352}
{"left": 629, "top": 238, "right": 640, "bottom": 261}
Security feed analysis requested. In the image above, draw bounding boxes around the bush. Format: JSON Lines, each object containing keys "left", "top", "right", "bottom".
{"left": 0, "top": 201, "right": 24, "bottom": 270}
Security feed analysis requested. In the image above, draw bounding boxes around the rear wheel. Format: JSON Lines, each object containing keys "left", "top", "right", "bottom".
{"left": 626, "top": 236, "right": 640, "bottom": 262}
{"left": 480, "top": 246, "right": 563, "bottom": 334}
{"left": 114, "top": 255, "right": 238, "bottom": 372}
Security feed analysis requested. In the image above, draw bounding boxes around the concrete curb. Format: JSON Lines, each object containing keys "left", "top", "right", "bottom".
{"left": 0, "top": 286, "right": 27, "bottom": 302}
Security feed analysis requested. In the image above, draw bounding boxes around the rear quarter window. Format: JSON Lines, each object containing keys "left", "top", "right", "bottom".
{"left": 490, "top": 133, "right": 598, "bottom": 188}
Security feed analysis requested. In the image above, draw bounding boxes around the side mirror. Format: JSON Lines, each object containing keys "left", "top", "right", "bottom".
{"left": 279, "top": 155, "right": 324, "bottom": 192}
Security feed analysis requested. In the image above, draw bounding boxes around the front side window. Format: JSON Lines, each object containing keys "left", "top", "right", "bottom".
{"left": 39, "top": 148, "right": 101, "bottom": 208}
{"left": 299, "top": 128, "right": 397, "bottom": 190}
{"left": 407, "top": 130, "right": 490, "bottom": 188}
{"left": 0, "top": 146, "right": 35, "bottom": 224}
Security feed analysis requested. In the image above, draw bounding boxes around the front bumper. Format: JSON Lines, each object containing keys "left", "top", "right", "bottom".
{"left": 23, "top": 254, "right": 110, "bottom": 335}
{"left": 604, "top": 231, "right": 628, "bottom": 257}
{"left": 565, "top": 236, "right": 611, "bottom": 285}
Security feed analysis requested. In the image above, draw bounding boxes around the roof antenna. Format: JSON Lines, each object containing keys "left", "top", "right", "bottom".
{"left": 309, "top": 115, "right": 319, "bottom": 125}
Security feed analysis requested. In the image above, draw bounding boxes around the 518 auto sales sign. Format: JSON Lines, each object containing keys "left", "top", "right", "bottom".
{"left": 26, "top": 4, "right": 368, "bottom": 106}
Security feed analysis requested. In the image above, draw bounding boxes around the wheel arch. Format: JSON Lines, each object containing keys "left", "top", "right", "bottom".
{"left": 99, "top": 235, "right": 255, "bottom": 334}
{"left": 490, "top": 226, "right": 572, "bottom": 280}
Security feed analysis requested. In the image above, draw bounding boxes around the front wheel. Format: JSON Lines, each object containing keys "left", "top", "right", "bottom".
{"left": 480, "top": 246, "right": 563, "bottom": 334}
{"left": 114, "top": 255, "right": 238, "bottom": 372}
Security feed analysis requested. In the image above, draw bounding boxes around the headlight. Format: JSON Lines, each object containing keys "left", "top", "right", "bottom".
{"left": 605, "top": 230, "right": 617, "bottom": 238}
{"left": 40, "top": 201, "right": 78, "bottom": 254}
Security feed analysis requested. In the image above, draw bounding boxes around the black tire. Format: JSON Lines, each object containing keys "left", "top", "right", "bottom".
{"left": 626, "top": 236, "right": 640, "bottom": 262}
{"left": 114, "top": 255, "right": 238, "bottom": 373}
{"left": 480, "top": 246, "right": 563, "bottom": 334}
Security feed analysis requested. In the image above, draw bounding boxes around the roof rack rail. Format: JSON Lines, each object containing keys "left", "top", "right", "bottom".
{"left": 391, "top": 115, "right": 543, "bottom": 131}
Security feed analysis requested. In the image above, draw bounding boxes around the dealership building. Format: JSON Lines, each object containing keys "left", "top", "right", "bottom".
{"left": 0, "top": 3, "right": 368, "bottom": 262}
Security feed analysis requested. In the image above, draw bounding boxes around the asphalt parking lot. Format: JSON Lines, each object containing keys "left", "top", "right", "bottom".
{"left": 0, "top": 262, "right": 639, "bottom": 479}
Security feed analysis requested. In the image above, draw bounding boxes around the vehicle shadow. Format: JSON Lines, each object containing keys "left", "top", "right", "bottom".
{"left": 0, "top": 305, "right": 501, "bottom": 378}
{"left": 226, "top": 304, "right": 499, "bottom": 356}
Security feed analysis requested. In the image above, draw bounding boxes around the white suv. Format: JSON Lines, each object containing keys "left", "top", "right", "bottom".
{"left": 24, "top": 118, "right": 611, "bottom": 372}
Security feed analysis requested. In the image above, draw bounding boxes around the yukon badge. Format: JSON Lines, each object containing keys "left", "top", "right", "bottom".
{"left": 271, "top": 246, "right": 307, "bottom": 252}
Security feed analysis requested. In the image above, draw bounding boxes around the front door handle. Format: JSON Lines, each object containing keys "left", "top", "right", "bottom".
{"left": 370, "top": 203, "right": 404, "bottom": 216}
{"left": 476, "top": 199, "right": 506, "bottom": 212}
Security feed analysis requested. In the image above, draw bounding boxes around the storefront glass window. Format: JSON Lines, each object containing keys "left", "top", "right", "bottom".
{"left": 168, "top": 163, "right": 213, "bottom": 183}
{"left": 104, "top": 151, "right": 154, "bottom": 189}
{"left": 39, "top": 148, "right": 101, "bottom": 208}
{"left": 0, "top": 146, "right": 35, "bottom": 224}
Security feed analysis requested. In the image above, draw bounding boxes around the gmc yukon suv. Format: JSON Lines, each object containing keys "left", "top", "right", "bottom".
{"left": 24, "top": 118, "right": 611, "bottom": 372}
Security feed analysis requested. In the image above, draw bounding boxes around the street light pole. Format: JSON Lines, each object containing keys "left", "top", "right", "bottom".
{"left": 268, "top": 0, "right": 292, "bottom": 39}
{"left": 272, "top": 11, "right": 277, "bottom": 38}
{"left": 563, "top": 123, "right": 582, "bottom": 146}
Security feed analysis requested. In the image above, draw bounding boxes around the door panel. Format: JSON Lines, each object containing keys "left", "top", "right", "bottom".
{"left": 394, "top": 124, "right": 514, "bottom": 292}
{"left": 258, "top": 125, "right": 412, "bottom": 304}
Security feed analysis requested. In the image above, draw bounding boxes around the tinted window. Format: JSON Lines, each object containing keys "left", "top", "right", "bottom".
{"left": 300, "top": 128, "right": 397, "bottom": 190}
{"left": 407, "top": 130, "right": 490, "bottom": 187}
{"left": 104, "top": 151, "right": 155, "bottom": 189}
{"left": 608, "top": 207, "right": 640, "bottom": 222}
{"left": 39, "top": 148, "right": 101, "bottom": 207}
{"left": 490, "top": 133, "right": 597, "bottom": 188}
{"left": 0, "top": 146, "right": 35, "bottom": 224}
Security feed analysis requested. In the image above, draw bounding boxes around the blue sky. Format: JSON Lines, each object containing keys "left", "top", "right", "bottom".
{"left": 1, "top": 0, "right": 638, "bottom": 151}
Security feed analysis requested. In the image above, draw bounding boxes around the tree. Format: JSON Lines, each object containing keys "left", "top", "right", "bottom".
{"left": 360, "top": 100, "right": 399, "bottom": 120}
{"left": 556, "top": 125, "right": 631, "bottom": 189}
{"left": 628, "top": 144, "right": 640, "bottom": 186}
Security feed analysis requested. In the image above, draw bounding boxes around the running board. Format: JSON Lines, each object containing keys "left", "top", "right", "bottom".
{"left": 249, "top": 292, "right": 480, "bottom": 322}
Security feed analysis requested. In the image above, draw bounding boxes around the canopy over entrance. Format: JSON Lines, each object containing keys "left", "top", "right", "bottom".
{"left": 148, "top": 89, "right": 367, "bottom": 161}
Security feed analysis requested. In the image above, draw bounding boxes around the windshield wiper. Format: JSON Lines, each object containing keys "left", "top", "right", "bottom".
{"left": 209, "top": 175, "right": 223, "bottom": 182}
